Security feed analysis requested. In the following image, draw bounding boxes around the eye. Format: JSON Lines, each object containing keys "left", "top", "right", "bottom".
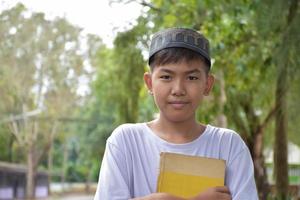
{"left": 160, "top": 75, "right": 171, "bottom": 80}
{"left": 187, "top": 76, "right": 199, "bottom": 80}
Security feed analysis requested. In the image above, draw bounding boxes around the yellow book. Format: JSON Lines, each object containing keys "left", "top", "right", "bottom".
{"left": 157, "top": 152, "right": 226, "bottom": 198}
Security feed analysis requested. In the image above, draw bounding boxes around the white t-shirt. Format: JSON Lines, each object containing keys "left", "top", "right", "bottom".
{"left": 94, "top": 123, "right": 258, "bottom": 200}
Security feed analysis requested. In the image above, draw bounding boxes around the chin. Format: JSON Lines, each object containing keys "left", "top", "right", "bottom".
{"left": 164, "top": 114, "right": 194, "bottom": 123}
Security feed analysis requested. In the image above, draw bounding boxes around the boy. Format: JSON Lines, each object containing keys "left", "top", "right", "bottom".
{"left": 94, "top": 27, "right": 258, "bottom": 200}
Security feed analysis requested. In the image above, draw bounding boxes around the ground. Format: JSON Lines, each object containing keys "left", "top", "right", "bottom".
{"left": 45, "top": 194, "right": 93, "bottom": 200}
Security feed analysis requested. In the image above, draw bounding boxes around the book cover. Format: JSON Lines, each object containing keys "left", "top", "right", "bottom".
{"left": 157, "top": 152, "right": 226, "bottom": 198}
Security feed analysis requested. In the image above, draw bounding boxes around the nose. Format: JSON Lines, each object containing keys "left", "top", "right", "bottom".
{"left": 171, "top": 78, "right": 186, "bottom": 96}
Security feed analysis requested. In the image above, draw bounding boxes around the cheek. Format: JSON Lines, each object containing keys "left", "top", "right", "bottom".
{"left": 152, "top": 88, "right": 168, "bottom": 107}
{"left": 152, "top": 95, "right": 164, "bottom": 111}
{"left": 190, "top": 89, "right": 206, "bottom": 106}
{"left": 189, "top": 85, "right": 205, "bottom": 96}
{"left": 153, "top": 82, "right": 169, "bottom": 94}
{"left": 153, "top": 90, "right": 165, "bottom": 103}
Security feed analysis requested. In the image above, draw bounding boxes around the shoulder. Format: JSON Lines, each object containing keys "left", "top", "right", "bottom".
{"left": 206, "top": 125, "right": 245, "bottom": 145}
{"left": 107, "top": 123, "right": 148, "bottom": 147}
{"left": 206, "top": 125, "right": 249, "bottom": 162}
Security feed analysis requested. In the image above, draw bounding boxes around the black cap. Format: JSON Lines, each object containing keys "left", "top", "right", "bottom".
{"left": 148, "top": 27, "right": 211, "bottom": 67}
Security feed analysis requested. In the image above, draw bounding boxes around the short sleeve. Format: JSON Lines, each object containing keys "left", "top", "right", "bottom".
{"left": 94, "top": 140, "right": 131, "bottom": 200}
{"left": 225, "top": 146, "right": 258, "bottom": 200}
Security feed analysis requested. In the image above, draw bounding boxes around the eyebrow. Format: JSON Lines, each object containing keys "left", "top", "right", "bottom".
{"left": 158, "top": 68, "right": 174, "bottom": 74}
{"left": 185, "top": 69, "right": 201, "bottom": 74}
{"left": 158, "top": 68, "right": 201, "bottom": 75}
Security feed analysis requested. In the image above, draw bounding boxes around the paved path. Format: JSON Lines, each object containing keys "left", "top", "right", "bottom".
{"left": 46, "top": 194, "right": 93, "bottom": 200}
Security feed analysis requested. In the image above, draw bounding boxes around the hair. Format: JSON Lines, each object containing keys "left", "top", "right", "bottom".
{"left": 148, "top": 47, "right": 210, "bottom": 74}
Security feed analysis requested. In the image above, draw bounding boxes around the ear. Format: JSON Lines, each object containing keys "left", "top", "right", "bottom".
{"left": 144, "top": 72, "right": 153, "bottom": 92}
{"left": 204, "top": 74, "right": 215, "bottom": 95}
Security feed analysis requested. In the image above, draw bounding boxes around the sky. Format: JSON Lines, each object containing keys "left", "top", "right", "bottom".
{"left": 0, "top": 0, "right": 145, "bottom": 96}
{"left": 0, "top": 0, "right": 143, "bottom": 46}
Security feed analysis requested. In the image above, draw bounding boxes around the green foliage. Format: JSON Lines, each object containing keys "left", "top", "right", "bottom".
{"left": 0, "top": 3, "right": 96, "bottom": 184}
{"left": 1, "top": 1, "right": 299, "bottom": 191}
{"left": 109, "top": 0, "right": 299, "bottom": 198}
{"left": 112, "top": 26, "right": 146, "bottom": 123}
{"left": 91, "top": 22, "right": 147, "bottom": 125}
{"left": 288, "top": 75, "right": 300, "bottom": 146}
{"left": 0, "top": 125, "right": 13, "bottom": 161}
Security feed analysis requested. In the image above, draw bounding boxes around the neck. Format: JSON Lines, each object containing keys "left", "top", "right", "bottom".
{"left": 148, "top": 114, "right": 205, "bottom": 144}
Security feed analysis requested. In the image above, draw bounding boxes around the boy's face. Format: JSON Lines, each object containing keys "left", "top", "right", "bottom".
{"left": 144, "top": 59, "right": 214, "bottom": 123}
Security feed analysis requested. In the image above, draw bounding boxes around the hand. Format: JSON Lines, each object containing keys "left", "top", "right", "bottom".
{"left": 189, "top": 186, "right": 232, "bottom": 200}
{"left": 131, "top": 192, "right": 185, "bottom": 200}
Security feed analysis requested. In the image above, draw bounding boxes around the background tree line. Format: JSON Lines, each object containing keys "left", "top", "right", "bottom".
{"left": 0, "top": 0, "right": 299, "bottom": 199}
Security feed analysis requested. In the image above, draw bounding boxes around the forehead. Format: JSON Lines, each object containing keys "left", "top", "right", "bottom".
{"left": 153, "top": 59, "right": 206, "bottom": 73}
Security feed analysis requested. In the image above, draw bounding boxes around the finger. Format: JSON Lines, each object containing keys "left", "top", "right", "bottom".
{"left": 218, "top": 193, "right": 232, "bottom": 200}
{"left": 211, "top": 190, "right": 231, "bottom": 200}
{"left": 213, "top": 186, "right": 231, "bottom": 194}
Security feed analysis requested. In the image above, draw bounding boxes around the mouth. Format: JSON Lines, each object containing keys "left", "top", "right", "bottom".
{"left": 168, "top": 101, "right": 189, "bottom": 109}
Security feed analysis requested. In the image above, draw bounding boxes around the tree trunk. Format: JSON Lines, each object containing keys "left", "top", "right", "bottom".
{"left": 273, "top": 0, "right": 298, "bottom": 198}
{"left": 25, "top": 104, "right": 36, "bottom": 200}
{"left": 252, "top": 131, "right": 270, "bottom": 200}
{"left": 243, "top": 124, "right": 269, "bottom": 199}
{"left": 47, "top": 142, "right": 53, "bottom": 195}
{"left": 231, "top": 98, "right": 273, "bottom": 199}
{"left": 26, "top": 145, "right": 36, "bottom": 199}
{"left": 85, "top": 165, "right": 93, "bottom": 193}
{"left": 274, "top": 62, "right": 288, "bottom": 199}
{"left": 8, "top": 134, "right": 14, "bottom": 162}
{"left": 61, "top": 143, "right": 68, "bottom": 192}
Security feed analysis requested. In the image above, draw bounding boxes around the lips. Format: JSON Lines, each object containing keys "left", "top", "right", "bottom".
{"left": 168, "top": 101, "right": 189, "bottom": 109}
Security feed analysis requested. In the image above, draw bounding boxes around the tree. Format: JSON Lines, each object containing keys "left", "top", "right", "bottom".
{"left": 66, "top": 35, "right": 116, "bottom": 189}
{"left": 255, "top": 0, "right": 299, "bottom": 198}
{"left": 112, "top": 27, "right": 147, "bottom": 123}
{"left": 0, "top": 4, "right": 87, "bottom": 198}
{"left": 272, "top": 1, "right": 298, "bottom": 199}
{"left": 91, "top": 21, "right": 147, "bottom": 125}
{"left": 112, "top": 0, "right": 290, "bottom": 198}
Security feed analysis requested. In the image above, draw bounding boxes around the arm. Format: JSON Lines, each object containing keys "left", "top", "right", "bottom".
{"left": 94, "top": 141, "right": 132, "bottom": 200}
{"left": 131, "top": 187, "right": 231, "bottom": 200}
{"left": 226, "top": 148, "right": 258, "bottom": 200}
{"left": 131, "top": 193, "right": 185, "bottom": 200}
{"left": 189, "top": 186, "right": 231, "bottom": 200}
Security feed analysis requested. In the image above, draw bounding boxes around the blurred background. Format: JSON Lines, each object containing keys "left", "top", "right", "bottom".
{"left": 0, "top": 0, "right": 299, "bottom": 199}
